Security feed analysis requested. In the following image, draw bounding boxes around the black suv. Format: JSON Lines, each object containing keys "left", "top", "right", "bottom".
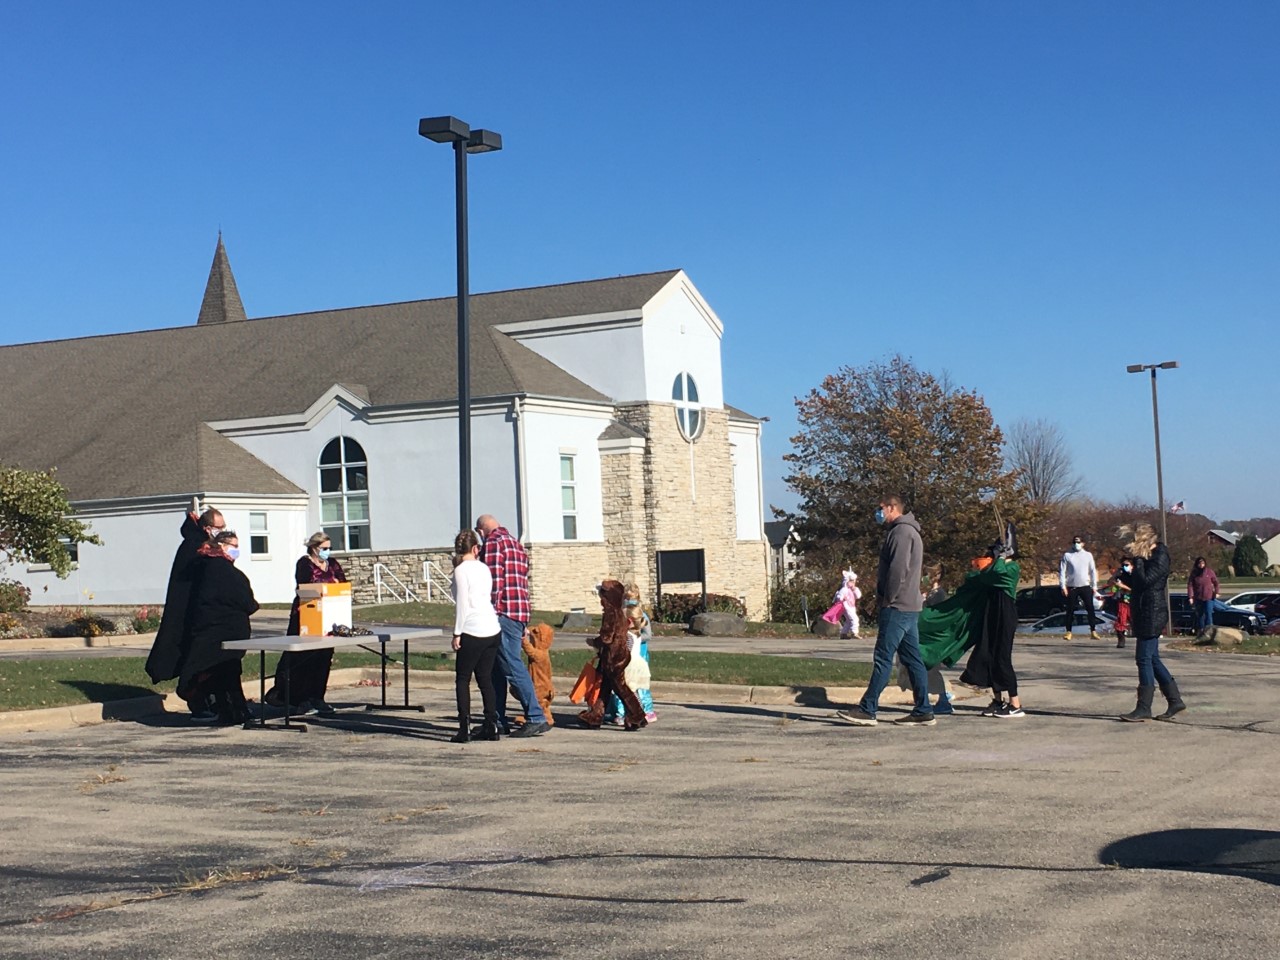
{"left": 1168, "top": 595, "right": 1266, "bottom": 635}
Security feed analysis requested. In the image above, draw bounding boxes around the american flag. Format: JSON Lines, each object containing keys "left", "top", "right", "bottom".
{"left": 1168, "top": 500, "right": 1186, "bottom": 514}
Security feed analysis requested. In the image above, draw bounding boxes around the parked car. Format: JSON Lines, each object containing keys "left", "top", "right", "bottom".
{"left": 1026, "top": 609, "right": 1117, "bottom": 636}
{"left": 1250, "top": 593, "right": 1280, "bottom": 623}
{"left": 1168, "top": 594, "right": 1266, "bottom": 635}
{"left": 1015, "top": 585, "right": 1103, "bottom": 621}
{"left": 1222, "top": 590, "right": 1280, "bottom": 613}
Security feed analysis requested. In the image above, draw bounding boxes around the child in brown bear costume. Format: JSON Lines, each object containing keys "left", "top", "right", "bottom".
{"left": 578, "top": 579, "right": 647, "bottom": 730}
{"left": 521, "top": 623, "right": 556, "bottom": 727}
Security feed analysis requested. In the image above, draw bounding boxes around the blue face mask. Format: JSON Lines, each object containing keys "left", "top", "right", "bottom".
{"left": 874, "top": 507, "right": 886, "bottom": 525}
{"left": 318, "top": 548, "right": 331, "bottom": 561}
{"left": 226, "top": 547, "right": 241, "bottom": 561}
{"left": 1122, "top": 564, "right": 1132, "bottom": 573}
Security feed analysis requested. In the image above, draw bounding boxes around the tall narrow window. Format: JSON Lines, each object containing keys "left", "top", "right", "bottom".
{"left": 249, "top": 512, "right": 270, "bottom": 558}
{"left": 319, "top": 436, "right": 370, "bottom": 550}
{"left": 560, "top": 454, "right": 578, "bottom": 540}
{"left": 672, "top": 372, "right": 702, "bottom": 440}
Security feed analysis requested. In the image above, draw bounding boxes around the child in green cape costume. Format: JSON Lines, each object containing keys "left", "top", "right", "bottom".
{"left": 918, "top": 556, "right": 1020, "bottom": 672}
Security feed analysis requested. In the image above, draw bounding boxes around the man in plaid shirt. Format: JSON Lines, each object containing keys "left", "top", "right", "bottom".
{"left": 476, "top": 514, "right": 549, "bottom": 737}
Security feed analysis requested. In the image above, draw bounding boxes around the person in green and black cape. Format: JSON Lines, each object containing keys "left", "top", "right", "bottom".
{"left": 918, "top": 543, "right": 1024, "bottom": 718}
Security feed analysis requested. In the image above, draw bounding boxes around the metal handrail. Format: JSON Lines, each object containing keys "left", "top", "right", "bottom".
{"left": 372, "top": 563, "right": 420, "bottom": 604}
{"left": 421, "top": 560, "right": 455, "bottom": 604}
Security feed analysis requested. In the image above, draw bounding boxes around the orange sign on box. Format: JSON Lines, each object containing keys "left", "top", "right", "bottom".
{"left": 296, "top": 582, "right": 353, "bottom": 636}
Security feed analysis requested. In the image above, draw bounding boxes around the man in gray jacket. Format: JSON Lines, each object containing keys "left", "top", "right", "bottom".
{"left": 836, "top": 494, "right": 935, "bottom": 727}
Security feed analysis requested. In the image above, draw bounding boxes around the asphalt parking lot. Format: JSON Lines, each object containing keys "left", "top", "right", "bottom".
{"left": 2, "top": 637, "right": 1277, "bottom": 959}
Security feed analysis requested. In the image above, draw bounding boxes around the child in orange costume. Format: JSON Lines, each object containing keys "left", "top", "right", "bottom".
{"left": 521, "top": 623, "right": 556, "bottom": 727}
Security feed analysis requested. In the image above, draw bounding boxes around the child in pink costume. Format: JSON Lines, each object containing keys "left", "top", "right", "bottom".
{"left": 836, "top": 569, "right": 862, "bottom": 639}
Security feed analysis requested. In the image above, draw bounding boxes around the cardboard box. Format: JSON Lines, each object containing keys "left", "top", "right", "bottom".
{"left": 296, "top": 582, "right": 353, "bottom": 636}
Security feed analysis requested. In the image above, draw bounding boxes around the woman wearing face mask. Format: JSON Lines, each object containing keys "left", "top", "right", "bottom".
{"left": 179, "top": 530, "right": 258, "bottom": 724}
{"left": 265, "top": 532, "right": 348, "bottom": 715}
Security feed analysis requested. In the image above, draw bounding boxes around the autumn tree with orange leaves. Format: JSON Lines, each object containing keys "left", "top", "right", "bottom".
{"left": 781, "top": 356, "right": 1038, "bottom": 595}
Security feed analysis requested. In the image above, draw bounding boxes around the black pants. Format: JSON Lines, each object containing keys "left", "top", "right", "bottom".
{"left": 455, "top": 632, "right": 500, "bottom": 723}
{"left": 186, "top": 659, "right": 249, "bottom": 722}
{"left": 1063, "top": 586, "right": 1098, "bottom": 631}
{"left": 267, "top": 649, "right": 334, "bottom": 706}
{"left": 991, "top": 627, "right": 1018, "bottom": 698}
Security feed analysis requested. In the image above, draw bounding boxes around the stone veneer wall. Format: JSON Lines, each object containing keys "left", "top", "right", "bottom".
{"left": 610, "top": 402, "right": 770, "bottom": 619}
{"left": 600, "top": 443, "right": 650, "bottom": 589}
{"left": 336, "top": 548, "right": 454, "bottom": 604}
{"left": 525, "top": 542, "right": 612, "bottom": 615}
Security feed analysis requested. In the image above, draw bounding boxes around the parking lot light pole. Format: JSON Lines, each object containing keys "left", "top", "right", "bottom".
{"left": 418, "top": 116, "right": 503, "bottom": 532}
{"left": 1127, "top": 360, "right": 1179, "bottom": 627}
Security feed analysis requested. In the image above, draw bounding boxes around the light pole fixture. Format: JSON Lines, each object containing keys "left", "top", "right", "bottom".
{"left": 419, "top": 116, "right": 503, "bottom": 532}
{"left": 1126, "top": 360, "right": 1179, "bottom": 627}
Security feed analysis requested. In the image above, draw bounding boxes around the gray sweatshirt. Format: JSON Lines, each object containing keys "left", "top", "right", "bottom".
{"left": 877, "top": 512, "right": 924, "bottom": 612}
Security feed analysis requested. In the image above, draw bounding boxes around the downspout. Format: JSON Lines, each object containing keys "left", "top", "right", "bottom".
{"left": 513, "top": 396, "right": 530, "bottom": 542}
{"left": 754, "top": 424, "right": 765, "bottom": 540}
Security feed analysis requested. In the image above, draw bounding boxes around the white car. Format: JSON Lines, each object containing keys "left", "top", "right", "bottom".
{"left": 1026, "top": 610, "right": 1117, "bottom": 636}
{"left": 1222, "top": 591, "right": 1280, "bottom": 614}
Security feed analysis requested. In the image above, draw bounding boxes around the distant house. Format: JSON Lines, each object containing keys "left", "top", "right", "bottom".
{"left": 764, "top": 520, "right": 799, "bottom": 584}
{"left": 1262, "top": 533, "right": 1280, "bottom": 571}
{"left": 1, "top": 238, "right": 769, "bottom": 616}
{"left": 1207, "top": 529, "right": 1240, "bottom": 548}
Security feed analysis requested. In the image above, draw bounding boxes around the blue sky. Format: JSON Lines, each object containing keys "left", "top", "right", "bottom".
{"left": 2, "top": 2, "right": 1276, "bottom": 522}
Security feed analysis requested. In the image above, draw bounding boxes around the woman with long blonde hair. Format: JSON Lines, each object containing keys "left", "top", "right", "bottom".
{"left": 1118, "top": 523, "right": 1186, "bottom": 722}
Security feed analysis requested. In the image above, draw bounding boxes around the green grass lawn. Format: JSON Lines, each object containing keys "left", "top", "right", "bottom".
{"left": 0, "top": 649, "right": 871, "bottom": 712}
{"left": 355, "top": 601, "right": 815, "bottom": 639}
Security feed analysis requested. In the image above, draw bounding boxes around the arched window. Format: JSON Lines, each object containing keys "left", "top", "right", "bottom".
{"left": 319, "top": 436, "right": 370, "bottom": 550}
{"left": 672, "top": 372, "right": 702, "bottom": 441}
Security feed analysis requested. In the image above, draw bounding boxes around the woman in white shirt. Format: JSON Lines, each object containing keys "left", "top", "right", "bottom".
{"left": 450, "top": 529, "right": 502, "bottom": 742}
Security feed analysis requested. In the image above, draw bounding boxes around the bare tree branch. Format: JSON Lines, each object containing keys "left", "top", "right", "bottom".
{"left": 1005, "top": 418, "right": 1084, "bottom": 506}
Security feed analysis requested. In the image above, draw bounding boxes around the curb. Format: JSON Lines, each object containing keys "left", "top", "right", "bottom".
{"left": 0, "top": 667, "right": 946, "bottom": 736}
{"left": 0, "top": 632, "right": 158, "bottom": 653}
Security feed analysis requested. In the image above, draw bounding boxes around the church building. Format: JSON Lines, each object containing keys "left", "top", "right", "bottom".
{"left": 2, "top": 239, "right": 769, "bottom": 617}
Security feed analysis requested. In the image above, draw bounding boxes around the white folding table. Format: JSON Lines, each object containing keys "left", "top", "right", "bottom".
{"left": 223, "top": 626, "right": 443, "bottom": 730}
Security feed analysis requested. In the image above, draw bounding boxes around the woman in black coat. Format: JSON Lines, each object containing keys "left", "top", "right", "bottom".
{"left": 264, "top": 531, "right": 347, "bottom": 715}
{"left": 178, "top": 531, "right": 259, "bottom": 724}
{"left": 1119, "top": 522, "right": 1186, "bottom": 722}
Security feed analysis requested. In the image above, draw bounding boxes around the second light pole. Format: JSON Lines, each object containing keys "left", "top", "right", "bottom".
{"left": 419, "top": 115, "right": 503, "bottom": 532}
{"left": 1127, "top": 359, "right": 1179, "bottom": 627}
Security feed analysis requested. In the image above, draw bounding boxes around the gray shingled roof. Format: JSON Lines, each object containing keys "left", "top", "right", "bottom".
{"left": 0, "top": 268, "right": 680, "bottom": 502}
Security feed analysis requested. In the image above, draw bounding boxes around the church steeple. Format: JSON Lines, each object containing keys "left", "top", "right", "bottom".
{"left": 196, "top": 232, "right": 248, "bottom": 325}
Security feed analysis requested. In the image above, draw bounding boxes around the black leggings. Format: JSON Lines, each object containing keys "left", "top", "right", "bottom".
{"left": 455, "top": 632, "right": 500, "bottom": 722}
{"left": 991, "top": 629, "right": 1018, "bottom": 698}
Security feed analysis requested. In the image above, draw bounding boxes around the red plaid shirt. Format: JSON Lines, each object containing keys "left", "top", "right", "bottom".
{"left": 481, "top": 526, "right": 531, "bottom": 623}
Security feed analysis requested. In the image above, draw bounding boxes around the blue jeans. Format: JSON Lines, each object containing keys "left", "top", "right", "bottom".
{"left": 1134, "top": 635, "right": 1173, "bottom": 687}
{"left": 859, "top": 608, "right": 932, "bottom": 717}
{"left": 1193, "top": 599, "right": 1214, "bottom": 632}
{"left": 490, "top": 615, "right": 547, "bottom": 725}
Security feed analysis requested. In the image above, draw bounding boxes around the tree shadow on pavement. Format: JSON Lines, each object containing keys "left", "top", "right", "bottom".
{"left": 1099, "top": 828, "right": 1280, "bottom": 887}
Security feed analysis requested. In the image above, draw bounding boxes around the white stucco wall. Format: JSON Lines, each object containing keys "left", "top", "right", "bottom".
{"left": 728, "top": 423, "right": 764, "bottom": 542}
{"left": 641, "top": 285, "right": 724, "bottom": 410}
{"left": 521, "top": 403, "right": 611, "bottom": 543}
{"left": 506, "top": 323, "right": 647, "bottom": 402}
{"left": 226, "top": 400, "right": 519, "bottom": 552}
{"left": 14, "top": 498, "right": 308, "bottom": 606}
